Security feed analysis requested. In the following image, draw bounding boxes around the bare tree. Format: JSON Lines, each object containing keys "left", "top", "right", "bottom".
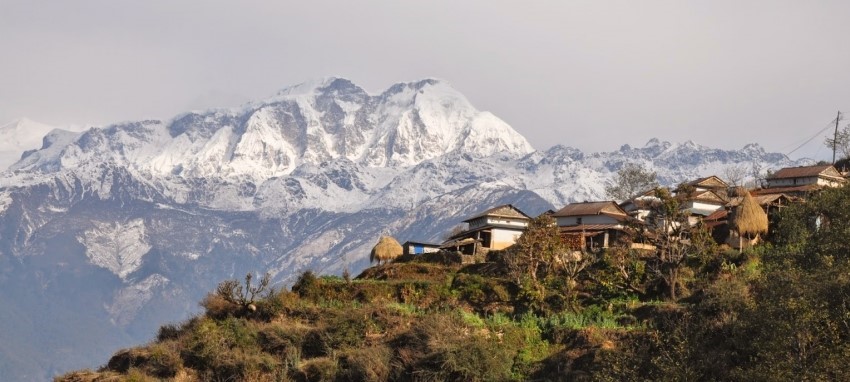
{"left": 216, "top": 272, "right": 272, "bottom": 306}
{"left": 443, "top": 224, "right": 466, "bottom": 240}
{"left": 606, "top": 163, "right": 659, "bottom": 202}
{"left": 723, "top": 164, "right": 748, "bottom": 188}
{"left": 748, "top": 160, "right": 766, "bottom": 188}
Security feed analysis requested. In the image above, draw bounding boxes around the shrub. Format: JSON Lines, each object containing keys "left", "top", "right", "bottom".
{"left": 257, "top": 325, "right": 303, "bottom": 375}
{"left": 252, "top": 291, "right": 296, "bottom": 321}
{"left": 299, "top": 357, "right": 338, "bottom": 382}
{"left": 180, "top": 316, "right": 273, "bottom": 380}
{"left": 200, "top": 293, "right": 241, "bottom": 319}
{"left": 336, "top": 346, "right": 392, "bottom": 381}
{"left": 415, "top": 329, "right": 517, "bottom": 381}
{"left": 291, "top": 270, "right": 319, "bottom": 298}
{"left": 106, "top": 343, "right": 182, "bottom": 379}
{"left": 144, "top": 343, "right": 183, "bottom": 378}
{"left": 452, "top": 273, "right": 512, "bottom": 312}
{"left": 156, "top": 323, "right": 182, "bottom": 342}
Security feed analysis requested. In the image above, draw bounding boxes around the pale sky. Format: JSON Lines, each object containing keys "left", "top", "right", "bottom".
{"left": 2, "top": 0, "right": 850, "bottom": 160}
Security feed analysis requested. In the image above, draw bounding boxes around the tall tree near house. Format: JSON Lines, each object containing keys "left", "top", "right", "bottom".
{"left": 504, "top": 215, "right": 571, "bottom": 307}
{"left": 554, "top": 246, "right": 593, "bottom": 309}
{"left": 635, "top": 188, "right": 708, "bottom": 300}
{"left": 505, "top": 215, "right": 565, "bottom": 284}
{"left": 606, "top": 163, "right": 659, "bottom": 202}
{"left": 731, "top": 191, "right": 768, "bottom": 252}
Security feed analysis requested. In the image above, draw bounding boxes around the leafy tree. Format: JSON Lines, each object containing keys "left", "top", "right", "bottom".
{"left": 606, "top": 163, "right": 659, "bottom": 201}
{"left": 824, "top": 122, "right": 850, "bottom": 161}
{"left": 504, "top": 215, "right": 574, "bottom": 311}
{"left": 771, "top": 184, "right": 850, "bottom": 269}
{"left": 590, "top": 243, "right": 649, "bottom": 300}
{"left": 505, "top": 215, "right": 565, "bottom": 285}
{"left": 733, "top": 266, "right": 850, "bottom": 380}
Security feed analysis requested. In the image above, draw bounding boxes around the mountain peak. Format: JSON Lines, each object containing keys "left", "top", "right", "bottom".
{"left": 276, "top": 76, "right": 363, "bottom": 97}
{"left": 9, "top": 77, "right": 533, "bottom": 182}
{"left": 0, "top": 118, "right": 63, "bottom": 170}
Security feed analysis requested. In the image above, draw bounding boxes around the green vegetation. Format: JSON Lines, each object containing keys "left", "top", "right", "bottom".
{"left": 57, "top": 185, "right": 850, "bottom": 381}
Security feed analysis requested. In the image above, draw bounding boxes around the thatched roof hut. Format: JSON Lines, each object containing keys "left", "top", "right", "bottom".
{"left": 370, "top": 236, "right": 402, "bottom": 265}
{"left": 730, "top": 192, "right": 769, "bottom": 250}
{"left": 732, "top": 192, "right": 769, "bottom": 238}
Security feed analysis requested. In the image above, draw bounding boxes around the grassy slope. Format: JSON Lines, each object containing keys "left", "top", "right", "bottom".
{"left": 56, "top": 255, "right": 647, "bottom": 382}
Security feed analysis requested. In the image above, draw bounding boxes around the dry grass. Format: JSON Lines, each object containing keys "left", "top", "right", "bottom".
{"left": 370, "top": 236, "right": 403, "bottom": 264}
{"left": 733, "top": 192, "right": 768, "bottom": 237}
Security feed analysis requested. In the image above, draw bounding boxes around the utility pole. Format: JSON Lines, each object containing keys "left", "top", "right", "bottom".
{"left": 834, "top": 111, "right": 842, "bottom": 164}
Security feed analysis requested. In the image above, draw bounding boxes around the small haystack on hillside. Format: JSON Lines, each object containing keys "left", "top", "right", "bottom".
{"left": 731, "top": 191, "right": 768, "bottom": 251}
{"left": 370, "top": 236, "right": 403, "bottom": 265}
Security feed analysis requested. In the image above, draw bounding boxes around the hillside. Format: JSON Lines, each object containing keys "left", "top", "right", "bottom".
{"left": 58, "top": 185, "right": 850, "bottom": 381}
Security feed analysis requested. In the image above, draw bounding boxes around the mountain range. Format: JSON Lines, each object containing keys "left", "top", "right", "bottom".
{"left": 0, "top": 77, "right": 806, "bottom": 380}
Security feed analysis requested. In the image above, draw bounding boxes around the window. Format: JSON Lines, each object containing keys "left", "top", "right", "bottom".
{"left": 577, "top": 217, "right": 583, "bottom": 225}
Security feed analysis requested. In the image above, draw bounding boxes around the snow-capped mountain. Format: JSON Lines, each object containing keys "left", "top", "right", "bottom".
{"left": 0, "top": 118, "right": 90, "bottom": 171}
{"left": 0, "top": 78, "right": 805, "bottom": 380}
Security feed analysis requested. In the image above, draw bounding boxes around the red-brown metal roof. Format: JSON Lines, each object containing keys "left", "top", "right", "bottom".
{"left": 769, "top": 165, "right": 842, "bottom": 180}
{"left": 462, "top": 204, "right": 531, "bottom": 223}
{"left": 552, "top": 201, "right": 628, "bottom": 218}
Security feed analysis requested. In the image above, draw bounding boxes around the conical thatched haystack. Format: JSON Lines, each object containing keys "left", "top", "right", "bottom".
{"left": 732, "top": 191, "right": 768, "bottom": 250}
{"left": 370, "top": 236, "right": 402, "bottom": 265}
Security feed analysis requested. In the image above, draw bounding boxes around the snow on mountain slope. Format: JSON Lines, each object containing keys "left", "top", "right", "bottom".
{"left": 78, "top": 219, "right": 152, "bottom": 280}
{"left": 0, "top": 118, "right": 87, "bottom": 171}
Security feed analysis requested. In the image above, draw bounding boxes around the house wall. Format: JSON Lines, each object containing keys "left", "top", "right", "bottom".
{"left": 685, "top": 200, "right": 723, "bottom": 214}
{"left": 768, "top": 176, "right": 818, "bottom": 188}
{"left": 816, "top": 177, "right": 844, "bottom": 187}
{"left": 468, "top": 216, "right": 528, "bottom": 229}
{"left": 467, "top": 217, "right": 487, "bottom": 229}
{"left": 556, "top": 215, "right": 620, "bottom": 227}
{"left": 490, "top": 228, "right": 523, "bottom": 250}
{"left": 405, "top": 244, "right": 440, "bottom": 255}
{"left": 485, "top": 217, "right": 528, "bottom": 228}
{"left": 469, "top": 217, "right": 528, "bottom": 229}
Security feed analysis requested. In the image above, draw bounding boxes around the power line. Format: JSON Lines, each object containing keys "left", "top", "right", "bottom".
{"left": 786, "top": 116, "right": 843, "bottom": 157}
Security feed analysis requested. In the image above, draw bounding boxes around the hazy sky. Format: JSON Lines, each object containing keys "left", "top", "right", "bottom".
{"left": 2, "top": 1, "right": 850, "bottom": 159}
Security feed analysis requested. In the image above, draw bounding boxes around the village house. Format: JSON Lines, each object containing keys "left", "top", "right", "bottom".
{"left": 441, "top": 204, "right": 531, "bottom": 255}
{"left": 401, "top": 241, "right": 441, "bottom": 256}
{"left": 754, "top": 164, "right": 846, "bottom": 197}
{"left": 681, "top": 175, "right": 730, "bottom": 194}
{"left": 679, "top": 189, "right": 728, "bottom": 225}
{"left": 619, "top": 189, "right": 660, "bottom": 222}
{"left": 552, "top": 201, "right": 630, "bottom": 250}
{"left": 672, "top": 175, "right": 730, "bottom": 224}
